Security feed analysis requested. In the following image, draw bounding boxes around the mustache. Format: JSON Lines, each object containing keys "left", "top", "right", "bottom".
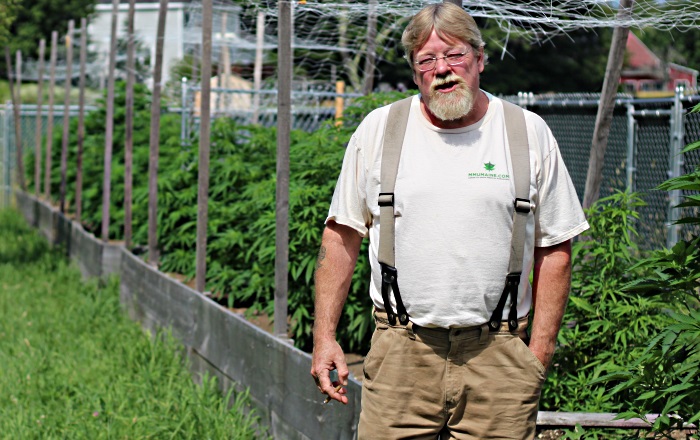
{"left": 430, "top": 74, "right": 467, "bottom": 92}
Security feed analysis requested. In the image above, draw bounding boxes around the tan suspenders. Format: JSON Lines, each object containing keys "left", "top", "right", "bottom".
{"left": 377, "top": 96, "right": 533, "bottom": 331}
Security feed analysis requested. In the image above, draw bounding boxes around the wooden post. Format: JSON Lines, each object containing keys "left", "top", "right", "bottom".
{"left": 76, "top": 18, "right": 87, "bottom": 222}
{"left": 252, "top": 11, "right": 265, "bottom": 124}
{"left": 34, "top": 39, "right": 45, "bottom": 197}
{"left": 124, "top": 0, "right": 136, "bottom": 248}
{"left": 59, "top": 20, "right": 74, "bottom": 214}
{"left": 275, "top": 0, "right": 292, "bottom": 339}
{"left": 195, "top": 0, "right": 213, "bottom": 292}
{"left": 102, "top": 0, "right": 119, "bottom": 242}
{"left": 195, "top": 0, "right": 213, "bottom": 293}
{"left": 362, "top": 0, "right": 377, "bottom": 95}
{"left": 582, "top": 0, "right": 634, "bottom": 209}
{"left": 45, "top": 31, "right": 58, "bottom": 199}
{"left": 8, "top": 49, "right": 27, "bottom": 191}
{"left": 335, "top": 80, "right": 345, "bottom": 125}
{"left": 221, "top": 10, "right": 230, "bottom": 111}
{"left": 147, "top": 0, "right": 169, "bottom": 264}
{"left": 216, "top": 12, "right": 224, "bottom": 114}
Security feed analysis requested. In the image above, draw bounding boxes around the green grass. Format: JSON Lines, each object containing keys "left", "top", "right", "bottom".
{"left": 0, "top": 80, "right": 101, "bottom": 105}
{"left": 0, "top": 209, "right": 266, "bottom": 439}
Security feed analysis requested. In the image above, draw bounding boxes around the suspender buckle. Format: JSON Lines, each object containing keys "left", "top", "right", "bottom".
{"left": 514, "top": 198, "right": 532, "bottom": 213}
{"left": 378, "top": 193, "right": 395, "bottom": 207}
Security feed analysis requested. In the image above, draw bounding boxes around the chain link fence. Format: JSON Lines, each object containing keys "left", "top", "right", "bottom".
{"left": 0, "top": 104, "right": 89, "bottom": 208}
{"left": 179, "top": 81, "right": 363, "bottom": 144}
{"left": 501, "top": 91, "right": 700, "bottom": 250}
{"left": 2, "top": 91, "right": 699, "bottom": 251}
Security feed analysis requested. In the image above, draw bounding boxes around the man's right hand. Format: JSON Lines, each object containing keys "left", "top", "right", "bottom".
{"left": 311, "top": 337, "right": 349, "bottom": 404}
{"left": 311, "top": 221, "right": 362, "bottom": 406}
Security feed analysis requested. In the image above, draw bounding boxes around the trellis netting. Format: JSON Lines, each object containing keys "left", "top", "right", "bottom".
{"left": 180, "top": 0, "right": 700, "bottom": 95}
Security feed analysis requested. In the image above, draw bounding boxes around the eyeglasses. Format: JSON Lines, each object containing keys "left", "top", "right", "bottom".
{"left": 414, "top": 50, "right": 471, "bottom": 72}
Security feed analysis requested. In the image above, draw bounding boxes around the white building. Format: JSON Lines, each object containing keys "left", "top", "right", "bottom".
{"left": 90, "top": 1, "right": 192, "bottom": 86}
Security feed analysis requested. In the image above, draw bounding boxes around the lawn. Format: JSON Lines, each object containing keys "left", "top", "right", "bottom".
{"left": 0, "top": 208, "right": 266, "bottom": 439}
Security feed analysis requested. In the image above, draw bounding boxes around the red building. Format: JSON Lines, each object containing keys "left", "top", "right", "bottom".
{"left": 620, "top": 32, "right": 698, "bottom": 97}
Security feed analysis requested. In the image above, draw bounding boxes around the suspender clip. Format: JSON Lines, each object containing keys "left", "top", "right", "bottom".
{"left": 380, "top": 263, "right": 410, "bottom": 326}
{"left": 514, "top": 198, "right": 532, "bottom": 213}
{"left": 378, "top": 192, "right": 395, "bottom": 207}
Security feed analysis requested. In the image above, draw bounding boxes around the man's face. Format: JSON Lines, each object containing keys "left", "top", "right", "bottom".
{"left": 412, "top": 30, "right": 484, "bottom": 124}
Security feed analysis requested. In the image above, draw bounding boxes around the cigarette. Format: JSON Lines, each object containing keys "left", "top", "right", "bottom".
{"left": 322, "top": 385, "right": 343, "bottom": 404}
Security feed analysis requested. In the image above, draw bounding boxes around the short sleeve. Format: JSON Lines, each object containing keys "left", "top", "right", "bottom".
{"left": 326, "top": 134, "right": 372, "bottom": 237}
{"left": 533, "top": 128, "right": 589, "bottom": 247}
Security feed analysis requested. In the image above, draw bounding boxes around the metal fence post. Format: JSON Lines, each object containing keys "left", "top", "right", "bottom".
{"left": 181, "top": 77, "right": 188, "bottom": 146}
{"left": 667, "top": 85, "right": 685, "bottom": 247}
{"left": 626, "top": 103, "right": 636, "bottom": 192}
{"left": 1, "top": 104, "right": 8, "bottom": 206}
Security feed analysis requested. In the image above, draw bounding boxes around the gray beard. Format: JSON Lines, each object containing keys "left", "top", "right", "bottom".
{"left": 428, "top": 85, "right": 474, "bottom": 122}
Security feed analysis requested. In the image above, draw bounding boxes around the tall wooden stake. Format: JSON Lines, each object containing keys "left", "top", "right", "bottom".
{"left": 124, "top": 0, "right": 136, "bottom": 248}
{"left": 275, "top": 0, "right": 292, "bottom": 339}
{"left": 34, "top": 39, "right": 45, "bottom": 196}
{"left": 59, "top": 20, "right": 74, "bottom": 214}
{"left": 221, "top": 11, "right": 230, "bottom": 110}
{"left": 252, "top": 11, "right": 265, "bottom": 124}
{"left": 583, "top": 0, "right": 634, "bottom": 209}
{"left": 7, "top": 49, "right": 27, "bottom": 191}
{"left": 102, "top": 0, "right": 120, "bottom": 241}
{"left": 76, "top": 18, "right": 87, "bottom": 222}
{"left": 45, "top": 31, "right": 58, "bottom": 199}
{"left": 195, "top": 0, "right": 213, "bottom": 293}
{"left": 147, "top": 0, "right": 169, "bottom": 264}
{"left": 362, "top": 0, "right": 377, "bottom": 95}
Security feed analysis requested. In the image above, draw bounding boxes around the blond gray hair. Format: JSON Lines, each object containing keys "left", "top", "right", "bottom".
{"left": 401, "top": 3, "right": 486, "bottom": 64}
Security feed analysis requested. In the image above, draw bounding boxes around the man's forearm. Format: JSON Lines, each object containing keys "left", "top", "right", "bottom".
{"left": 313, "top": 221, "right": 363, "bottom": 342}
{"left": 529, "top": 240, "right": 572, "bottom": 370}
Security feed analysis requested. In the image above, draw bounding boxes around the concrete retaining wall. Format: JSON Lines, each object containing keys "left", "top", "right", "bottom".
{"left": 14, "top": 191, "right": 362, "bottom": 440}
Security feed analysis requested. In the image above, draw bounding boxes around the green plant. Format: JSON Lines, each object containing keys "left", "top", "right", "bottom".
{"left": 0, "top": 208, "right": 266, "bottom": 439}
{"left": 597, "top": 104, "right": 700, "bottom": 437}
{"left": 541, "top": 191, "right": 677, "bottom": 415}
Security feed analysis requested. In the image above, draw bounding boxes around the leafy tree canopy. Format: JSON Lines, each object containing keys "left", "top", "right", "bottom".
{"left": 6, "top": 0, "right": 96, "bottom": 65}
{"left": 0, "top": 0, "right": 20, "bottom": 47}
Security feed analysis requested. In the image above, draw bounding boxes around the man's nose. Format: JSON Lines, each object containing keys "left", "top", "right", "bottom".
{"left": 434, "top": 56, "right": 451, "bottom": 74}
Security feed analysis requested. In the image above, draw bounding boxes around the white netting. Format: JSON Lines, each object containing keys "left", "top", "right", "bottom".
{"left": 179, "top": 0, "right": 700, "bottom": 94}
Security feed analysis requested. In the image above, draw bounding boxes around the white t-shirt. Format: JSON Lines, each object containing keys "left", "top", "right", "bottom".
{"left": 327, "top": 94, "right": 589, "bottom": 328}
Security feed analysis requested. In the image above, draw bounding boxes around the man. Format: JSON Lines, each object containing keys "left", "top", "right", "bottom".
{"left": 311, "top": 3, "right": 589, "bottom": 439}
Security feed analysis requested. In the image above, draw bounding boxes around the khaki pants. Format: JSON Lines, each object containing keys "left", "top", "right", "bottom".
{"left": 358, "top": 313, "right": 545, "bottom": 440}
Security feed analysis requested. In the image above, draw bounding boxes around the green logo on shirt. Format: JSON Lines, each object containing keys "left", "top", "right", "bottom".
{"left": 468, "top": 162, "right": 510, "bottom": 180}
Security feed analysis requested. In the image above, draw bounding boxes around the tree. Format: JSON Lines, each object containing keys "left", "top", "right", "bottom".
{"left": 4, "top": 0, "right": 96, "bottom": 74}
{"left": 0, "top": 0, "right": 20, "bottom": 47}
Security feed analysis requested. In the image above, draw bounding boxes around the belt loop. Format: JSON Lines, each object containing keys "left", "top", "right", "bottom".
{"left": 406, "top": 321, "right": 416, "bottom": 340}
{"left": 479, "top": 323, "right": 489, "bottom": 345}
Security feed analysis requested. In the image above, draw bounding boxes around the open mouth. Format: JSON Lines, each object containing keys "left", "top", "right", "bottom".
{"left": 433, "top": 78, "right": 461, "bottom": 92}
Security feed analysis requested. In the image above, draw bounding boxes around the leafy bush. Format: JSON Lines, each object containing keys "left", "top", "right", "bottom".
{"left": 598, "top": 104, "right": 700, "bottom": 437}
{"left": 540, "top": 191, "right": 679, "bottom": 414}
{"left": 26, "top": 86, "right": 410, "bottom": 354}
